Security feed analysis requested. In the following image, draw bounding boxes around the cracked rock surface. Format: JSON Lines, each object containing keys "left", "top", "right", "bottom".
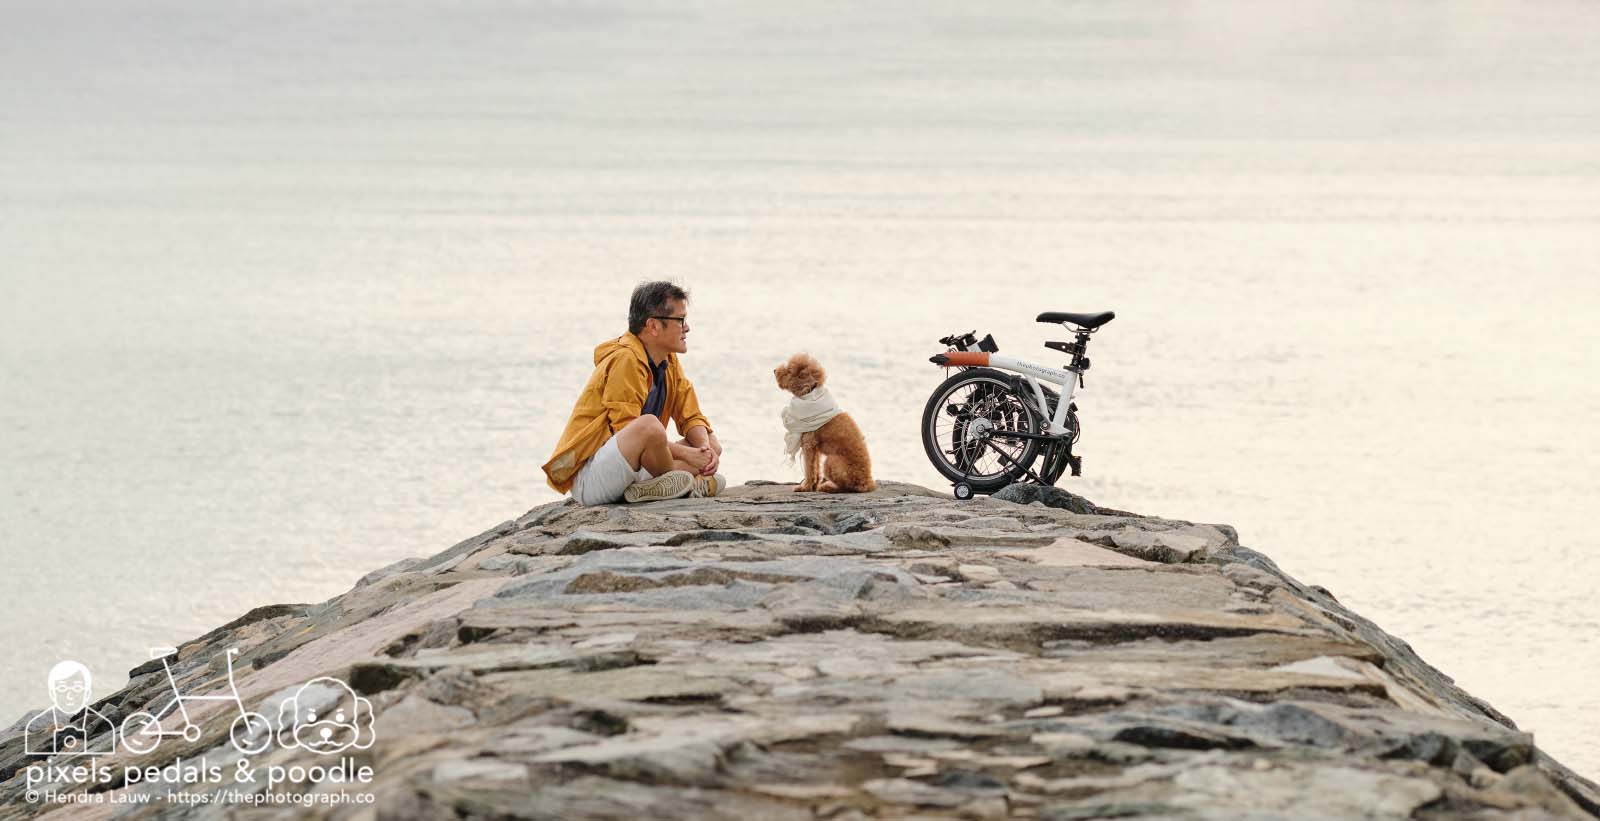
{"left": 2, "top": 480, "right": 1596, "bottom": 819}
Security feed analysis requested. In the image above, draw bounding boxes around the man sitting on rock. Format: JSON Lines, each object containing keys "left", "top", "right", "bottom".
{"left": 543, "top": 281, "right": 725, "bottom": 505}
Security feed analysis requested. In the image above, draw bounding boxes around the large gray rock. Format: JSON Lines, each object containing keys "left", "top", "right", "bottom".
{"left": 2, "top": 480, "right": 1593, "bottom": 820}
{"left": 991, "top": 482, "right": 1101, "bottom": 514}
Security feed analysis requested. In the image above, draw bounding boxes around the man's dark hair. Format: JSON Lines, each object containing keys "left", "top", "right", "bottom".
{"left": 628, "top": 281, "right": 690, "bottom": 335}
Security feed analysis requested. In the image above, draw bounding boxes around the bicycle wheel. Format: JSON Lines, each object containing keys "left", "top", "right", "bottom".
{"left": 231, "top": 712, "right": 273, "bottom": 755}
{"left": 120, "top": 711, "right": 162, "bottom": 754}
{"left": 921, "top": 368, "right": 1042, "bottom": 493}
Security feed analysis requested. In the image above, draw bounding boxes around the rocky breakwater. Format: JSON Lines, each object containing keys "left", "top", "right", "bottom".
{"left": 2, "top": 481, "right": 1597, "bottom": 819}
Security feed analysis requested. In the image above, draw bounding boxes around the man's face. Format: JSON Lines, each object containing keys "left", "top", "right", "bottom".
{"left": 651, "top": 298, "right": 689, "bottom": 355}
{"left": 51, "top": 673, "right": 88, "bottom": 714}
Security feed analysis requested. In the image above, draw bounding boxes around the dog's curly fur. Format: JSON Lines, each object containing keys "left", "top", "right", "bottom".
{"left": 773, "top": 353, "right": 876, "bottom": 493}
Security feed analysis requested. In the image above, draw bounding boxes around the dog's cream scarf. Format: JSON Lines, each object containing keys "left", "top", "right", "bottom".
{"left": 783, "top": 386, "right": 841, "bottom": 460}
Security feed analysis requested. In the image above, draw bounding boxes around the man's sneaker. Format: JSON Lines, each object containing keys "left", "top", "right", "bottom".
{"left": 624, "top": 470, "right": 695, "bottom": 503}
{"left": 690, "top": 473, "right": 727, "bottom": 498}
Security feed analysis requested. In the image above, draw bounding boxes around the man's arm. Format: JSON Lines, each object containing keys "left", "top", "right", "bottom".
{"left": 683, "top": 425, "right": 721, "bottom": 454}
{"left": 668, "top": 373, "right": 721, "bottom": 473}
{"left": 599, "top": 357, "right": 648, "bottom": 433}
{"left": 671, "top": 375, "right": 712, "bottom": 439}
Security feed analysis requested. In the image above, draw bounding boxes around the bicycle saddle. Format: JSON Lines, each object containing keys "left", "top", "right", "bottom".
{"left": 1037, "top": 311, "right": 1115, "bottom": 329}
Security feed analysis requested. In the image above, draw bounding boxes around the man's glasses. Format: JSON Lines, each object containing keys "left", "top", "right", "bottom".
{"left": 52, "top": 682, "right": 86, "bottom": 695}
{"left": 650, "top": 316, "right": 689, "bottom": 331}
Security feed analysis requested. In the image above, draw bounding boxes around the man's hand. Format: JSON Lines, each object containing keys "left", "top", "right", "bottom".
{"left": 684, "top": 427, "right": 722, "bottom": 476}
{"left": 674, "top": 443, "right": 714, "bottom": 474}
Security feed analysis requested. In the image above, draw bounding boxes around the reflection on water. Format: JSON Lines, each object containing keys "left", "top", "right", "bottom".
{"left": 2, "top": 0, "right": 1597, "bottom": 777}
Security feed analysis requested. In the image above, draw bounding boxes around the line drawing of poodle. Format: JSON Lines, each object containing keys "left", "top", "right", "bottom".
{"left": 275, "top": 677, "right": 375, "bottom": 755}
{"left": 774, "top": 352, "right": 876, "bottom": 493}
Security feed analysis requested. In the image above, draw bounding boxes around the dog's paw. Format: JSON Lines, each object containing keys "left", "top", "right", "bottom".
{"left": 794, "top": 482, "right": 816, "bottom": 492}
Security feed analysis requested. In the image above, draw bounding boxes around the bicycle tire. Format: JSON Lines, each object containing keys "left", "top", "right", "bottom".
{"left": 921, "top": 368, "right": 1042, "bottom": 493}
{"left": 120, "top": 711, "right": 162, "bottom": 754}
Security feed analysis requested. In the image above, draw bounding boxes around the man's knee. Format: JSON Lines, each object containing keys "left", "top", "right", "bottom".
{"left": 622, "top": 415, "right": 667, "bottom": 444}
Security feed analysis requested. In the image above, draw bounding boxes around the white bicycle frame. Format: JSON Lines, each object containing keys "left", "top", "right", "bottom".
{"left": 937, "top": 351, "right": 1080, "bottom": 436}
{"left": 985, "top": 355, "right": 1080, "bottom": 436}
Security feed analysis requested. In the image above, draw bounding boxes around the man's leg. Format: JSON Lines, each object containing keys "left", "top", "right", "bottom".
{"left": 614, "top": 416, "right": 698, "bottom": 476}
{"left": 613, "top": 417, "right": 718, "bottom": 504}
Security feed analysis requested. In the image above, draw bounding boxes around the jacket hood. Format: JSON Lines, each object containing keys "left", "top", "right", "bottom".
{"left": 593, "top": 333, "right": 672, "bottom": 368}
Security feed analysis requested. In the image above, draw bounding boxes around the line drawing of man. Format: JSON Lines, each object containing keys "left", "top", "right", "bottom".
{"left": 24, "top": 660, "right": 116, "bottom": 757}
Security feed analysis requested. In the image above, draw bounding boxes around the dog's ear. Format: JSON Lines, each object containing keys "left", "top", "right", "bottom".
{"left": 350, "top": 691, "right": 376, "bottom": 750}
{"left": 777, "top": 353, "right": 814, "bottom": 392}
{"left": 277, "top": 697, "right": 301, "bottom": 749}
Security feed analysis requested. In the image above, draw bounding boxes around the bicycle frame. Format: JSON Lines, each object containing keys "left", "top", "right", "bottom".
{"left": 934, "top": 351, "right": 1078, "bottom": 436}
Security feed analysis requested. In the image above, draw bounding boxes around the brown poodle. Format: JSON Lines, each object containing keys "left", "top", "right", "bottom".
{"left": 773, "top": 353, "right": 876, "bottom": 493}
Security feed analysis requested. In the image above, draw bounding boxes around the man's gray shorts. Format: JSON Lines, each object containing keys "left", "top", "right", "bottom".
{"left": 570, "top": 437, "right": 652, "bottom": 506}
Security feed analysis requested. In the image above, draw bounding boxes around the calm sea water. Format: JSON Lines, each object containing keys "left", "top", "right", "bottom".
{"left": 3, "top": 0, "right": 1597, "bottom": 778}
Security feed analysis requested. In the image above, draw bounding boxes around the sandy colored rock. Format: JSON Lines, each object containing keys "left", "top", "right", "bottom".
{"left": 2, "top": 481, "right": 1594, "bottom": 820}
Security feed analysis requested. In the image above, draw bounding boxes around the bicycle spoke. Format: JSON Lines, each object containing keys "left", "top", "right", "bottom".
{"left": 928, "top": 376, "right": 1040, "bottom": 482}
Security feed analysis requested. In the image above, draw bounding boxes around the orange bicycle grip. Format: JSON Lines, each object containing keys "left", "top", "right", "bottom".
{"left": 936, "top": 352, "right": 989, "bottom": 367}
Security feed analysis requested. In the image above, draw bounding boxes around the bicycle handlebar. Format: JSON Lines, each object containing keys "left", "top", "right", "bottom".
{"left": 939, "top": 330, "right": 978, "bottom": 349}
{"left": 938, "top": 331, "right": 998, "bottom": 354}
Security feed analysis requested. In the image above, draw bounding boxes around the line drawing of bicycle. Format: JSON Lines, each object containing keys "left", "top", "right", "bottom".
{"left": 119, "top": 647, "right": 272, "bottom": 755}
